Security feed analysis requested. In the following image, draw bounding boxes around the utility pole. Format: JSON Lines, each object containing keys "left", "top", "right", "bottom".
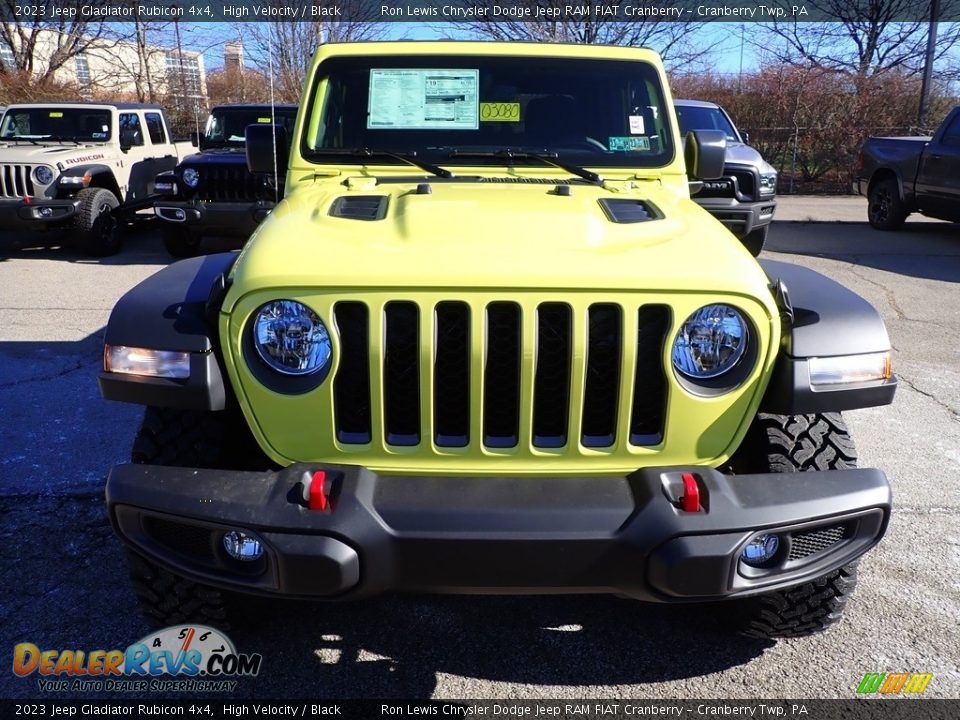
{"left": 918, "top": 0, "right": 940, "bottom": 129}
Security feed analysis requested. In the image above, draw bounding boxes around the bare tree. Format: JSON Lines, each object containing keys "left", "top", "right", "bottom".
{"left": 244, "top": 5, "right": 389, "bottom": 102}
{"left": 452, "top": 1, "right": 717, "bottom": 70}
{"left": 0, "top": 0, "right": 110, "bottom": 82}
{"left": 754, "top": 1, "right": 960, "bottom": 79}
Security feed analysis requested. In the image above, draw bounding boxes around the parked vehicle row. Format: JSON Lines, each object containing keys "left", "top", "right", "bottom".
{"left": 0, "top": 102, "right": 296, "bottom": 257}
{"left": 1, "top": 97, "right": 779, "bottom": 258}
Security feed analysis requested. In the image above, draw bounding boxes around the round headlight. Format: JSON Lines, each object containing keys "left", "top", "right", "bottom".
{"left": 672, "top": 304, "right": 748, "bottom": 379}
{"left": 181, "top": 168, "right": 200, "bottom": 188}
{"left": 33, "top": 165, "right": 54, "bottom": 185}
{"left": 253, "top": 300, "right": 331, "bottom": 376}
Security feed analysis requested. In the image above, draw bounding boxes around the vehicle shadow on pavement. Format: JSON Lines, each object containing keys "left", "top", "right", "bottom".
{"left": 766, "top": 221, "right": 960, "bottom": 284}
{"left": 230, "top": 593, "right": 772, "bottom": 698}
{"left": 0, "top": 223, "right": 169, "bottom": 266}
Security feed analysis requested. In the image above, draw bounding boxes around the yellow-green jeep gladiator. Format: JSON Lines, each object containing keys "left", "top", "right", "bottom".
{"left": 99, "top": 42, "right": 897, "bottom": 639}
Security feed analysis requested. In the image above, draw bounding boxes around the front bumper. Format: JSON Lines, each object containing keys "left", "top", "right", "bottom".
{"left": 107, "top": 463, "right": 890, "bottom": 602}
{"left": 154, "top": 199, "right": 275, "bottom": 236}
{"left": 693, "top": 196, "right": 777, "bottom": 239}
{"left": 0, "top": 197, "right": 80, "bottom": 229}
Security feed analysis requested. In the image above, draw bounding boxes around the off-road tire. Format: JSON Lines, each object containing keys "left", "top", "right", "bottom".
{"left": 126, "top": 407, "right": 270, "bottom": 629}
{"left": 126, "top": 549, "right": 254, "bottom": 631}
{"left": 741, "top": 226, "right": 768, "bottom": 256}
{"left": 161, "top": 224, "right": 203, "bottom": 259}
{"left": 73, "top": 187, "right": 121, "bottom": 256}
{"left": 867, "top": 177, "right": 908, "bottom": 231}
{"left": 722, "top": 413, "right": 861, "bottom": 639}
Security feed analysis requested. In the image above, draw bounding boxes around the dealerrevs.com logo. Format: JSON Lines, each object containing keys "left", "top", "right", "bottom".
{"left": 856, "top": 672, "right": 934, "bottom": 695}
{"left": 13, "top": 625, "right": 262, "bottom": 693}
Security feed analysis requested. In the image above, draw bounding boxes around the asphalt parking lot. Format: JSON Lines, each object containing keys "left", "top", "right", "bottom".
{"left": 1, "top": 205, "right": 958, "bottom": 701}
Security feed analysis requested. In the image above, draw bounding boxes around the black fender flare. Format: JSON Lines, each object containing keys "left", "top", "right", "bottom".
{"left": 98, "top": 253, "right": 237, "bottom": 410}
{"left": 56, "top": 164, "right": 121, "bottom": 200}
{"left": 758, "top": 259, "right": 897, "bottom": 414}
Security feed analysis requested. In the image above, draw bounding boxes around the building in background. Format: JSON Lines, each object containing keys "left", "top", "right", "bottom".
{"left": 224, "top": 41, "right": 244, "bottom": 72}
{"left": 0, "top": 27, "right": 206, "bottom": 107}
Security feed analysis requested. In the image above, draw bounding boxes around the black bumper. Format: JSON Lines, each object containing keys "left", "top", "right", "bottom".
{"left": 107, "top": 463, "right": 891, "bottom": 602}
{"left": 0, "top": 197, "right": 80, "bottom": 229}
{"left": 693, "top": 197, "right": 776, "bottom": 239}
{"left": 154, "top": 199, "right": 274, "bottom": 236}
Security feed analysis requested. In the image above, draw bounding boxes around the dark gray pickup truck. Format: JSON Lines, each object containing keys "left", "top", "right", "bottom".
{"left": 855, "top": 106, "right": 960, "bottom": 229}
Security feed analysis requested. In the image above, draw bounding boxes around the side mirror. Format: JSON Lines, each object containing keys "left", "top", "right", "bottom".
{"left": 246, "top": 124, "right": 289, "bottom": 175}
{"left": 190, "top": 131, "right": 203, "bottom": 148}
{"left": 742, "top": 130, "right": 750, "bottom": 144}
{"left": 684, "top": 129, "right": 726, "bottom": 181}
{"left": 119, "top": 128, "right": 137, "bottom": 153}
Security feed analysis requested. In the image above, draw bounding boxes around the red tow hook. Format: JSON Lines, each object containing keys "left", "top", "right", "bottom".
{"left": 300, "top": 470, "right": 329, "bottom": 511}
{"left": 680, "top": 472, "right": 701, "bottom": 512}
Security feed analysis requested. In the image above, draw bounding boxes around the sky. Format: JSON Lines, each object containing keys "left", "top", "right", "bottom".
{"left": 192, "top": 21, "right": 760, "bottom": 75}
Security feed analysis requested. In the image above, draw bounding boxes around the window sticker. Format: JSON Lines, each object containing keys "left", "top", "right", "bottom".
{"left": 368, "top": 69, "right": 479, "bottom": 130}
{"left": 629, "top": 115, "right": 645, "bottom": 134}
{"left": 257, "top": 117, "right": 271, "bottom": 123}
{"left": 49, "top": 112, "right": 63, "bottom": 118}
{"left": 480, "top": 102, "right": 520, "bottom": 122}
{"left": 92, "top": 132, "right": 107, "bottom": 139}
{"left": 609, "top": 136, "right": 651, "bottom": 152}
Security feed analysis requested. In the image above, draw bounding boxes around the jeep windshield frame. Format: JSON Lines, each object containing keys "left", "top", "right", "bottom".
{"left": 0, "top": 107, "right": 113, "bottom": 143}
{"left": 301, "top": 54, "right": 675, "bottom": 170}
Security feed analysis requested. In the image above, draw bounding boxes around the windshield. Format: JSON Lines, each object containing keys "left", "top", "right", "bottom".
{"left": 304, "top": 55, "right": 674, "bottom": 168}
{"left": 0, "top": 107, "right": 112, "bottom": 142}
{"left": 205, "top": 108, "right": 297, "bottom": 146}
{"left": 675, "top": 105, "right": 740, "bottom": 143}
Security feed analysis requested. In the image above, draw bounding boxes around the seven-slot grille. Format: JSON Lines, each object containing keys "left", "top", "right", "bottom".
{"left": 332, "top": 300, "right": 671, "bottom": 452}
{"left": 192, "top": 164, "right": 263, "bottom": 202}
{"left": 0, "top": 165, "right": 36, "bottom": 198}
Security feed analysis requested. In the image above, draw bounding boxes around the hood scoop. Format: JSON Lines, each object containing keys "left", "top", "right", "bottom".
{"left": 599, "top": 198, "right": 662, "bottom": 224}
{"left": 329, "top": 195, "right": 389, "bottom": 221}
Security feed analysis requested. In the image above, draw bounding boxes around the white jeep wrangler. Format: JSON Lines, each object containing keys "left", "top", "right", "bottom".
{"left": 0, "top": 102, "right": 192, "bottom": 255}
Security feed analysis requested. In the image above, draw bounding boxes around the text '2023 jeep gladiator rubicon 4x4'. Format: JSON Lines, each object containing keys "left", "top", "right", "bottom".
{"left": 153, "top": 104, "right": 297, "bottom": 258}
{"left": 100, "top": 42, "right": 896, "bottom": 639}
{"left": 0, "top": 103, "right": 191, "bottom": 255}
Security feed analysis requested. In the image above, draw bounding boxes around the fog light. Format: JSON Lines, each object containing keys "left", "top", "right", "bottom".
{"left": 222, "top": 530, "right": 264, "bottom": 562}
{"left": 39, "top": 207, "right": 53, "bottom": 218}
{"left": 741, "top": 534, "right": 780, "bottom": 566}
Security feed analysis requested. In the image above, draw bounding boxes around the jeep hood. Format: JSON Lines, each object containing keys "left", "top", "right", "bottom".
{"left": 226, "top": 179, "right": 774, "bottom": 308}
{"left": 0, "top": 142, "right": 109, "bottom": 164}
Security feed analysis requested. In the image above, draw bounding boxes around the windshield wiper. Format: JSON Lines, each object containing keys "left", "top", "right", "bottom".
{"left": 448, "top": 149, "right": 602, "bottom": 185}
{"left": 306, "top": 147, "right": 454, "bottom": 178}
{"left": 7, "top": 135, "right": 41, "bottom": 145}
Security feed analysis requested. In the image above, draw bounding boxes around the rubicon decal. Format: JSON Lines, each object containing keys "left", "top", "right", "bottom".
{"left": 13, "top": 625, "right": 262, "bottom": 692}
{"left": 856, "top": 672, "right": 933, "bottom": 695}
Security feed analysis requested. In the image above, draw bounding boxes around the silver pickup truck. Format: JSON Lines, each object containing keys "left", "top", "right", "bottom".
{"left": 854, "top": 106, "right": 960, "bottom": 230}
{"left": 675, "top": 99, "right": 778, "bottom": 256}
